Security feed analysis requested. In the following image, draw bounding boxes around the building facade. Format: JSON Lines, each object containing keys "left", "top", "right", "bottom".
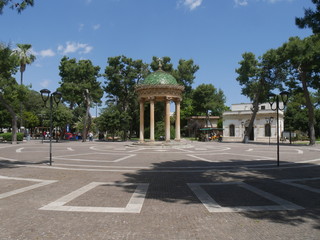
{"left": 222, "top": 103, "right": 284, "bottom": 142}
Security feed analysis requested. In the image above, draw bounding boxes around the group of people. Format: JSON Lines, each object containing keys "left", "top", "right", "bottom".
{"left": 42, "top": 130, "right": 94, "bottom": 141}
{"left": 42, "top": 130, "right": 61, "bottom": 140}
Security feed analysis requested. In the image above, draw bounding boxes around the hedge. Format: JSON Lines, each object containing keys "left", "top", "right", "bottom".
{"left": 0, "top": 133, "right": 24, "bottom": 141}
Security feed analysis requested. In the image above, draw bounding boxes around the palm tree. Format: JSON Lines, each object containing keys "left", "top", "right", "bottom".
{"left": 12, "top": 44, "right": 36, "bottom": 85}
{"left": 11, "top": 44, "right": 36, "bottom": 129}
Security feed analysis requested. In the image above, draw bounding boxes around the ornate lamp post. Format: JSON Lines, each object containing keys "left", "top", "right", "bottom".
{"left": 268, "top": 91, "right": 289, "bottom": 166}
{"left": 265, "top": 117, "right": 274, "bottom": 145}
{"left": 40, "top": 89, "right": 62, "bottom": 166}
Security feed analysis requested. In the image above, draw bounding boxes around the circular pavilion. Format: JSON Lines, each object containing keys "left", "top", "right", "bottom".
{"left": 135, "top": 68, "right": 184, "bottom": 142}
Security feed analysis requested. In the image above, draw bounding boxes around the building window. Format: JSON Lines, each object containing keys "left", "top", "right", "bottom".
{"left": 261, "top": 105, "right": 265, "bottom": 110}
{"left": 229, "top": 124, "right": 235, "bottom": 137}
{"left": 265, "top": 124, "right": 271, "bottom": 137}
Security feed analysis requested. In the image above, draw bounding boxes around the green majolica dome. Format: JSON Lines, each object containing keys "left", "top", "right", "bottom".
{"left": 139, "top": 70, "right": 178, "bottom": 85}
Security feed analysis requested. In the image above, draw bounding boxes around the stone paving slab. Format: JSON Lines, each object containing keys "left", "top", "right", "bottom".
{"left": 0, "top": 141, "right": 319, "bottom": 239}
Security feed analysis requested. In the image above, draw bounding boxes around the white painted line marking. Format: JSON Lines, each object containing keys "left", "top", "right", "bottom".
{"left": 16, "top": 147, "right": 24, "bottom": 153}
{"left": 246, "top": 149, "right": 253, "bottom": 152}
{"left": 67, "top": 147, "right": 74, "bottom": 151}
{"left": 52, "top": 153, "right": 135, "bottom": 163}
{"left": 0, "top": 156, "right": 20, "bottom": 162}
{"left": 40, "top": 182, "right": 149, "bottom": 213}
{"left": 188, "top": 182, "right": 303, "bottom": 213}
{"left": 295, "top": 149, "right": 303, "bottom": 154}
{"left": 128, "top": 148, "right": 145, "bottom": 153}
{"left": 278, "top": 177, "right": 320, "bottom": 194}
{"left": 113, "top": 154, "right": 135, "bottom": 162}
{"left": 175, "top": 148, "right": 194, "bottom": 153}
{"left": 0, "top": 175, "right": 57, "bottom": 199}
{"left": 187, "top": 154, "right": 213, "bottom": 162}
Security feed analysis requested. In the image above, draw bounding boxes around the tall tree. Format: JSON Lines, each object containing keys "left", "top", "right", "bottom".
{"left": 0, "top": 44, "right": 28, "bottom": 143}
{"left": 58, "top": 56, "right": 103, "bottom": 141}
{"left": 269, "top": 35, "right": 320, "bottom": 145}
{"left": 173, "top": 59, "right": 199, "bottom": 95}
{"left": 104, "top": 55, "right": 148, "bottom": 139}
{"left": 235, "top": 52, "right": 275, "bottom": 143}
{"left": 11, "top": 44, "right": 35, "bottom": 85}
{"left": 11, "top": 43, "right": 35, "bottom": 128}
{"left": 296, "top": 0, "right": 320, "bottom": 34}
{"left": 192, "top": 84, "right": 226, "bottom": 117}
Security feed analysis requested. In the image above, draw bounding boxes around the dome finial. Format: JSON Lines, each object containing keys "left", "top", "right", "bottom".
{"left": 157, "top": 57, "right": 163, "bottom": 70}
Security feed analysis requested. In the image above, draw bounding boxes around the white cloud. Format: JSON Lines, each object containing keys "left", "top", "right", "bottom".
{"left": 234, "top": 0, "right": 293, "bottom": 7}
{"left": 57, "top": 42, "right": 93, "bottom": 55}
{"left": 40, "top": 79, "right": 50, "bottom": 88}
{"left": 234, "top": 0, "right": 248, "bottom": 6}
{"left": 93, "top": 24, "right": 100, "bottom": 30}
{"left": 178, "top": 0, "right": 203, "bottom": 11}
{"left": 39, "top": 49, "right": 56, "bottom": 57}
{"left": 79, "top": 23, "right": 85, "bottom": 32}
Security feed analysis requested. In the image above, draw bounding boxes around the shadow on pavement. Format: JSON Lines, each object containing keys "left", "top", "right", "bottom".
{"left": 0, "top": 159, "right": 50, "bottom": 169}
{"left": 118, "top": 158, "right": 320, "bottom": 229}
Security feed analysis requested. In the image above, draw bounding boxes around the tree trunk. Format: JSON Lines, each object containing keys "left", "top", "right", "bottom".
{"left": 0, "top": 96, "right": 18, "bottom": 144}
{"left": 242, "top": 99, "right": 259, "bottom": 143}
{"left": 82, "top": 90, "right": 90, "bottom": 142}
{"left": 82, "top": 104, "right": 90, "bottom": 142}
{"left": 300, "top": 71, "right": 316, "bottom": 145}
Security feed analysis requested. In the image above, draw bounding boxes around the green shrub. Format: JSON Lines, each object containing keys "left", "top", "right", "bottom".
{"left": 0, "top": 132, "right": 24, "bottom": 141}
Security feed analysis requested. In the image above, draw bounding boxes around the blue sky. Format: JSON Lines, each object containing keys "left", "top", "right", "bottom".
{"left": 0, "top": 0, "right": 314, "bottom": 114}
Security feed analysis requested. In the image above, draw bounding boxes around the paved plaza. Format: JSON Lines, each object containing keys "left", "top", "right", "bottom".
{"left": 0, "top": 140, "right": 319, "bottom": 240}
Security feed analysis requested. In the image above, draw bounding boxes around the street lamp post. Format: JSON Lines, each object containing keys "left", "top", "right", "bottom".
{"left": 40, "top": 89, "right": 62, "bottom": 166}
{"left": 265, "top": 117, "right": 274, "bottom": 145}
{"left": 268, "top": 91, "right": 289, "bottom": 166}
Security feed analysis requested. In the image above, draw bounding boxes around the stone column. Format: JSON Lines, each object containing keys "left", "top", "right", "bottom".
{"left": 139, "top": 99, "right": 144, "bottom": 142}
{"left": 150, "top": 98, "right": 155, "bottom": 142}
{"left": 175, "top": 99, "right": 181, "bottom": 141}
{"left": 165, "top": 98, "right": 171, "bottom": 142}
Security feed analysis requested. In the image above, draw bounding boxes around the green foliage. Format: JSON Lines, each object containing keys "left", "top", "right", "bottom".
{"left": 295, "top": 0, "right": 320, "bottom": 34}
{"left": 23, "top": 89, "right": 43, "bottom": 112}
{"left": 266, "top": 35, "right": 320, "bottom": 144}
{"left": 0, "top": 132, "right": 23, "bottom": 141}
{"left": 285, "top": 92, "right": 309, "bottom": 132}
{"left": 144, "top": 121, "right": 175, "bottom": 140}
{"left": 11, "top": 44, "right": 36, "bottom": 81}
{"left": 53, "top": 104, "right": 73, "bottom": 129}
{"left": 58, "top": 56, "right": 103, "bottom": 109}
{"left": 23, "top": 111, "right": 39, "bottom": 128}
{"left": 0, "top": 0, "right": 34, "bottom": 14}
{"left": 0, "top": 108, "right": 11, "bottom": 127}
{"left": 236, "top": 52, "right": 275, "bottom": 103}
{"left": 192, "top": 84, "right": 226, "bottom": 116}
{"left": 150, "top": 56, "right": 173, "bottom": 72}
{"left": 96, "top": 104, "right": 132, "bottom": 140}
{"left": 104, "top": 56, "right": 148, "bottom": 138}
{"left": 173, "top": 59, "right": 199, "bottom": 95}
